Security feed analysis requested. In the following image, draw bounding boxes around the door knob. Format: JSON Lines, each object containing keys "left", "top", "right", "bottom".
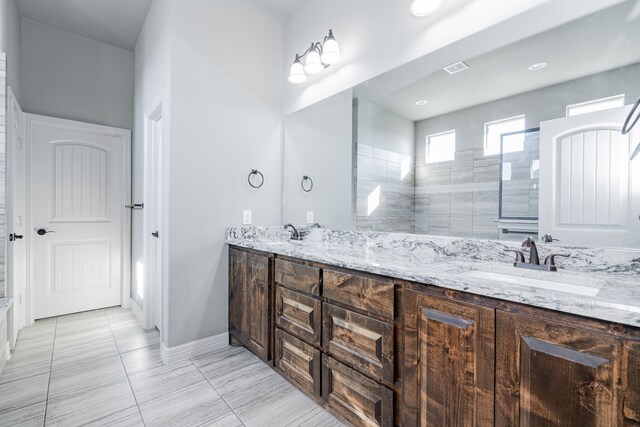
{"left": 36, "top": 228, "right": 55, "bottom": 236}
{"left": 9, "top": 234, "right": 23, "bottom": 241}
{"left": 152, "top": 231, "right": 160, "bottom": 238}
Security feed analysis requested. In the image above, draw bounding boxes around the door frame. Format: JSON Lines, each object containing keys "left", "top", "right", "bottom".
{"left": 24, "top": 114, "right": 132, "bottom": 323}
{"left": 142, "top": 97, "right": 164, "bottom": 330}
{"left": 6, "top": 86, "right": 26, "bottom": 345}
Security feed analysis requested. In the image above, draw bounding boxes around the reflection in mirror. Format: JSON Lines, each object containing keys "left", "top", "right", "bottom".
{"left": 283, "top": 91, "right": 353, "bottom": 229}
{"left": 283, "top": 1, "right": 640, "bottom": 247}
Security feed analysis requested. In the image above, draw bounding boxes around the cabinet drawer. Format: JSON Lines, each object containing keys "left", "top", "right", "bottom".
{"left": 322, "top": 355, "right": 393, "bottom": 427}
{"left": 275, "top": 329, "right": 321, "bottom": 397}
{"left": 324, "top": 269, "right": 394, "bottom": 320}
{"left": 275, "top": 285, "right": 322, "bottom": 347}
{"left": 323, "top": 303, "right": 394, "bottom": 385}
{"left": 275, "top": 259, "right": 321, "bottom": 296}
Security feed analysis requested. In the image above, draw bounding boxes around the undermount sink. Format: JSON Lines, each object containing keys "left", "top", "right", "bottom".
{"left": 462, "top": 270, "right": 601, "bottom": 297}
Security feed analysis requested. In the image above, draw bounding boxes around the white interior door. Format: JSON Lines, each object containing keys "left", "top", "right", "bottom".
{"left": 144, "top": 109, "right": 163, "bottom": 330}
{"left": 7, "top": 87, "right": 27, "bottom": 341}
{"left": 539, "top": 105, "right": 640, "bottom": 247}
{"left": 28, "top": 115, "right": 131, "bottom": 319}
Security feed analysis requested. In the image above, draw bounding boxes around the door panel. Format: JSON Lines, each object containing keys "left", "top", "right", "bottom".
{"left": 539, "top": 105, "right": 639, "bottom": 246}
{"left": 245, "top": 253, "right": 270, "bottom": 360}
{"left": 496, "top": 310, "right": 622, "bottom": 427}
{"left": 322, "top": 354, "right": 394, "bottom": 427}
{"left": 323, "top": 302, "right": 394, "bottom": 385}
{"left": 275, "top": 328, "right": 321, "bottom": 397}
{"left": 275, "top": 285, "right": 321, "bottom": 347}
{"left": 29, "top": 115, "right": 129, "bottom": 319}
{"left": 403, "top": 290, "right": 495, "bottom": 427}
{"left": 228, "top": 248, "right": 246, "bottom": 343}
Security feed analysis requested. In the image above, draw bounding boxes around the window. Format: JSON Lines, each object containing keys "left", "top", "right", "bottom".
{"left": 484, "top": 115, "right": 525, "bottom": 156}
{"left": 425, "top": 130, "right": 455, "bottom": 163}
{"left": 566, "top": 94, "right": 625, "bottom": 117}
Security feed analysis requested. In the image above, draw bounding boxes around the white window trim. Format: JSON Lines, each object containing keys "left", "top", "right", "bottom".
{"left": 566, "top": 94, "right": 625, "bottom": 117}
{"left": 484, "top": 114, "right": 525, "bottom": 156}
{"left": 425, "top": 129, "right": 456, "bottom": 164}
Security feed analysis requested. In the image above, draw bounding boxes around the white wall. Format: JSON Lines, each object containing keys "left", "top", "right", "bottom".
{"left": 1, "top": 0, "right": 20, "bottom": 99}
{"left": 284, "top": 90, "right": 353, "bottom": 229}
{"left": 283, "top": 0, "right": 625, "bottom": 114}
{"left": 166, "top": 0, "right": 284, "bottom": 347}
{"left": 21, "top": 19, "right": 134, "bottom": 130}
{"left": 132, "top": 0, "right": 172, "bottom": 335}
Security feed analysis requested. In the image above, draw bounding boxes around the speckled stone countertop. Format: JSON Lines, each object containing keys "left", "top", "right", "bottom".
{"left": 0, "top": 298, "right": 13, "bottom": 319}
{"left": 226, "top": 227, "right": 640, "bottom": 328}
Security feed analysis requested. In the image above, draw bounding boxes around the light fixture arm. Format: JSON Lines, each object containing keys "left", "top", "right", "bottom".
{"left": 293, "top": 42, "right": 329, "bottom": 69}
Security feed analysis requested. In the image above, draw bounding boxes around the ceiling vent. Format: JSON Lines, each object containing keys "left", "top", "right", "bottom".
{"left": 443, "top": 61, "right": 469, "bottom": 75}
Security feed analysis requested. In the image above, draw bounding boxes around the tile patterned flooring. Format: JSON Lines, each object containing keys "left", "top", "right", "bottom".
{"left": 0, "top": 308, "right": 342, "bottom": 426}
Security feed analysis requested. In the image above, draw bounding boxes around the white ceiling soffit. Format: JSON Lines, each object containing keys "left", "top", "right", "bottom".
{"left": 252, "top": 0, "right": 305, "bottom": 17}
{"left": 355, "top": 1, "right": 640, "bottom": 122}
{"left": 16, "top": 0, "right": 154, "bottom": 51}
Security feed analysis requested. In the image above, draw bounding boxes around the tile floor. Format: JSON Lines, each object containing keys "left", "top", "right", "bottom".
{"left": 0, "top": 307, "right": 342, "bottom": 426}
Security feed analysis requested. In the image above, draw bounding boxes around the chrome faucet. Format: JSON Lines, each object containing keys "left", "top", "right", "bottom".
{"left": 283, "top": 223, "right": 300, "bottom": 240}
{"left": 504, "top": 236, "right": 571, "bottom": 272}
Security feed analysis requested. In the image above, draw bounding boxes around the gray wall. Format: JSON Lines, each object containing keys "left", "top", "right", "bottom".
{"left": 284, "top": 90, "right": 353, "bottom": 230}
{"left": 167, "top": 0, "right": 284, "bottom": 348}
{"left": 355, "top": 98, "right": 415, "bottom": 233}
{"left": 414, "top": 63, "right": 640, "bottom": 239}
{"left": 21, "top": 19, "right": 134, "bottom": 130}
{"left": 0, "top": 54, "right": 5, "bottom": 296}
{"left": 2, "top": 0, "right": 20, "bottom": 100}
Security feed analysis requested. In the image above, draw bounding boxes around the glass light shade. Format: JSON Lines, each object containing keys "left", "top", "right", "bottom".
{"left": 288, "top": 60, "right": 306, "bottom": 84}
{"left": 321, "top": 38, "right": 341, "bottom": 65}
{"left": 304, "top": 49, "right": 324, "bottom": 75}
{"left": 411, "top": 0, "right": 443, "bottom": 16}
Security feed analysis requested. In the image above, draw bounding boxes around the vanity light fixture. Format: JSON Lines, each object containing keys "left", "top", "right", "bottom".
{"left": 288, "top": 30, "right": 341, "bottom": 84}
{"left": 415, "top": 100, "right": 428, "bottom": 106}
{"left": 411, "top": 0, "right": 444, "bottom": 16}
{"left": 528, "top": 62, "right": 548, "bottom": 71}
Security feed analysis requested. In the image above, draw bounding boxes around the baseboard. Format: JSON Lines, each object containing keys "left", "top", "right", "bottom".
{"left": 0, "top": 341, "right": 10, "bottom": 377}
{"left": 129, "top": 299, "right": 144, "bottom": 326}
{"left": 160, "top": 332, "right": 229, "bottom": 364}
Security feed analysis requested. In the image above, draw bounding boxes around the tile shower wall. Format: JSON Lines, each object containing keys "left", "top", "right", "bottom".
{"left": 355, "top": 99, "right": 415, "bottom": 233}
{"left": 0, "top": 53, "right": 6, "bottom": 297}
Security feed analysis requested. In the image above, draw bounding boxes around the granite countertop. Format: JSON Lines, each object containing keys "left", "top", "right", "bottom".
{"left": 226, "top": 228, "right": 640, "bottom": 329}
{"left": 0, "top": 297, "right": 13, "bottom": 319}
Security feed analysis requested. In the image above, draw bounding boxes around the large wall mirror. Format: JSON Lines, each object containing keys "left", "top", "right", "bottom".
{"left": 283, "top": 1, "right": 640, "bottom": 248}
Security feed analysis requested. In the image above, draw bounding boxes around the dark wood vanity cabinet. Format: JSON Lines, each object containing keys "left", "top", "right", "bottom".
{"left": 229, "top": 246, "right": 640, "bottom": 427}
{"left": 228, "top": 247, "right": 272, "bottom": 362}
{"left": 402, "top": 289, "right": 495, "bottom": 427}
{"left": 496, "top": 310, "right": 639, "bottom": 427}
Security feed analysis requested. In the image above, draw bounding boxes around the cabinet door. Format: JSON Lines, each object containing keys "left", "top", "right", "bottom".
{"left": 244, "top": 253, "right": 271, "bottom": 361}
{"left": 496, "top": 310, "right": 623, "bottom": 427}
{"left": 623, "top": 341, "right": 640, "bottom": 425}
{"left": 228, "top": 247, "right": 246, "bottom": 343}
{"left": 322, "top": 355, "right": 394, "bottom": 427}
{"left": 274, "top": 328, "right": 321, "bottom": 397}
{"left": 323, "top": 303, "right": 394, "bottom": 385}
{"left": 275, "top": 285, "right": 322, "bottom": 347}
{"left": 403, "top": 290, "right": 495, "bottom": 427}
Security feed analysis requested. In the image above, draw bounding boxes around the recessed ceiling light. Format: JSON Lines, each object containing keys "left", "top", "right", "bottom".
{"left": 528, "top": 62, "right": 548, "bottom": 71}
{"left": 443, "top": 61, "right": 469, "bottom": 75}
{"left": 415, "top": 100, "right": 428, "bottom": 106}
{"left": 411, "top": 0, "right": 444, "bottom": 16}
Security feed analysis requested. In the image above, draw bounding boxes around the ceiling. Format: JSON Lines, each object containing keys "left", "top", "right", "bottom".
{"left": 16, "top": 0, "right": 154, "bottom": 51}
{"left": 355, "top": 1, "right": 640, "bottom": 121}
{"left": 252, "top": 0, "right": 305, "bottom": 17}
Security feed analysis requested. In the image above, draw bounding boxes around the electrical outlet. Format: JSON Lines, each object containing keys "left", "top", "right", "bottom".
{"left": 307, "top": 211, "right": 314, "bottom": 224}
{"left": 243, "top": 210, "right": 252, "bottom": 225}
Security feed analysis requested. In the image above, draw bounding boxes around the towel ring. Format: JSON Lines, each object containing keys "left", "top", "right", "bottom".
{"left": 301, "top": 175, "right": 314, "bottom": 192}
{"left": 622, "top": 96, "right": 640, "bottom": 135}
{"left": 248, "top": 169, "right": 264, "bottom": 188}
